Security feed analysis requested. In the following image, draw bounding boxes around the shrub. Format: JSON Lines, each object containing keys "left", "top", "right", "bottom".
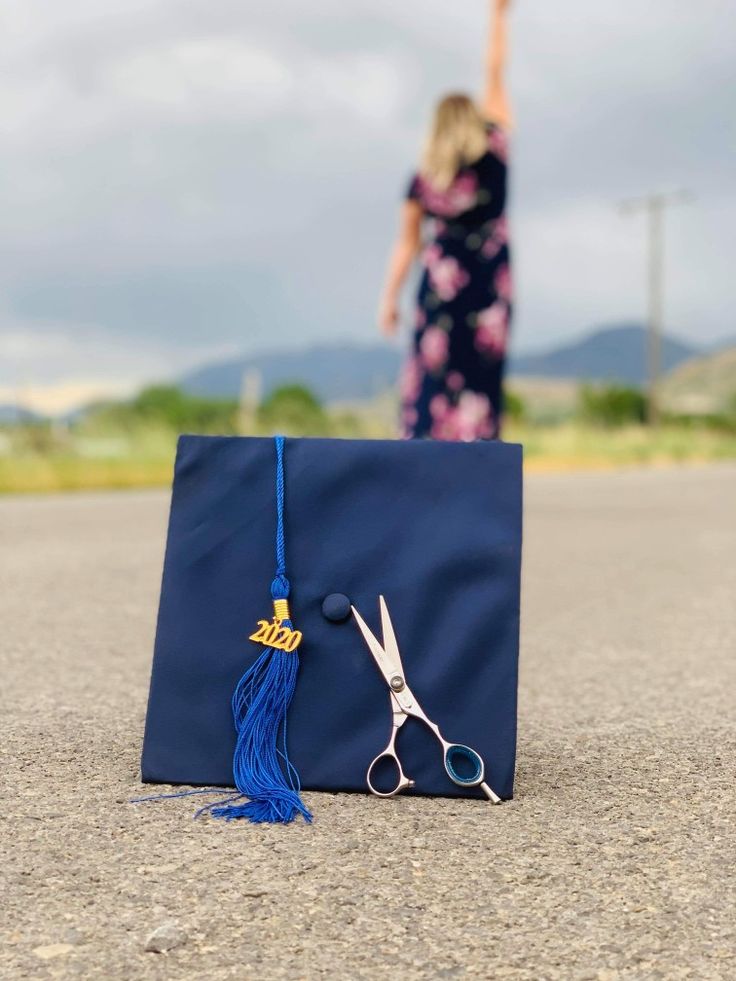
{"left": 257, "top": 384, "right": 329, "bottom": 436}
{"left": 84, "top": 386, "right": 239, "bottom": 434}
{"left": 503, "top": 388, "right": 526, "bottom": 423}
{"left": 578, "top": 384, "right": 647, "bottom": 427}
{"left": 727, "top": 390, "right": 736, "bottom": 420}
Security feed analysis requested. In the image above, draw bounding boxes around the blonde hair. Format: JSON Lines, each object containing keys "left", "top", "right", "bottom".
{"left": 420, "top": 94, "right": 488, "bottom": 192}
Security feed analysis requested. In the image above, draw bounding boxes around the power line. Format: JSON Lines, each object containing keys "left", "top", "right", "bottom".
{"left": 619, "top": 190, "right": 693, "bottom": 425}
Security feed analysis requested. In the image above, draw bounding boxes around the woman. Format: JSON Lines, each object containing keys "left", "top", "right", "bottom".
{"left": 379, "top": 0, "right": 513, "bottom": 441}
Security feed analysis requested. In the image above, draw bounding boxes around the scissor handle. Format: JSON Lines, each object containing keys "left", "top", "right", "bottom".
{"left": 366, "top": 750, "right": 415, "bottom": 798}
{"left": 443, "top": 743, "right": 503, "bottom": 803}
{"left": 366, "top": 695, "right": 416, "bottom": 798}
{"left": 444, "top": 743, "right": 485, "bottom": 787}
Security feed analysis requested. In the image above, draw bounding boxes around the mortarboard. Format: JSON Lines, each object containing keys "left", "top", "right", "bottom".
{"left": 141, "top": 434, "right": 522, "bottom": 822}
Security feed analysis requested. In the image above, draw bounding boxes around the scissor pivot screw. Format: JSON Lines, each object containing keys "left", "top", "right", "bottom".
{"left": 390, "top": 675, "right": 405, "bottom": 692}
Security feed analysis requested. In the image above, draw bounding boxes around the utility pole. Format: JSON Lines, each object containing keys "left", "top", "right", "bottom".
{"left": 239, "top": 368, "right": 262, "bottom": 434}
{"left": 619, "top": 190, "right": 691, "bottom": 425}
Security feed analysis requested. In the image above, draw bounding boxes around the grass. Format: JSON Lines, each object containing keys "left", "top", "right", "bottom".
{"left": 0, "top": 426, "right": 177, "bottom": 494}
{"left": 1, "top": 418, "right": 735, "bottom": 494}
{"left": 508, "top": 421, "right": 736, "bottom": 473}
{"left": 0, "top": 445, "right": 176, "bottom": 494}
{"left": 0, "top": 455, "right": 175, "bottom": 494}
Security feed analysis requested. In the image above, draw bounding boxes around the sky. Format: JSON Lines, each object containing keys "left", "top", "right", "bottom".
{"left": 1, "top": 0, "right": 735, "bottom": 409}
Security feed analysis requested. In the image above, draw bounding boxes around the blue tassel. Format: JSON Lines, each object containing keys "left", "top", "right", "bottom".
{"left": 211, "top": 438, "right": 312, "bottom": 825}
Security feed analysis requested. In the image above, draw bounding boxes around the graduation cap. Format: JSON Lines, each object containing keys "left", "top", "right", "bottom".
{"left": 141, "top": 434, "right": 522, "bottom": 823}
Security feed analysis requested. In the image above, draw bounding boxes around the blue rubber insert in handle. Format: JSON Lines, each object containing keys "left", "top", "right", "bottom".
{"left": 444, "top": 744, "right": 484, "bottom": 786}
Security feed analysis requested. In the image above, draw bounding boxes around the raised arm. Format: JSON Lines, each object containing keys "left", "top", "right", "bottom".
{"left": 378, "top": 200, "right": 423, "bottom": 336}
{"left": 481, "top": 0, "right": 513, "bottom": 129}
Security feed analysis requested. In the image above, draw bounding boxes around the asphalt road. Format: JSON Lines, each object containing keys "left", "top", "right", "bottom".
{"left": 2, "top": 465, "right": 735, "bottom": 980}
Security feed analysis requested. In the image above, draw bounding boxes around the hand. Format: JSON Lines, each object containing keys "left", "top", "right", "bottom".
{"left": 495, "top": 0, "right": 511, "bottom": 10}
{"left": 378, "top": 295, "right": 400, "bottom": 337}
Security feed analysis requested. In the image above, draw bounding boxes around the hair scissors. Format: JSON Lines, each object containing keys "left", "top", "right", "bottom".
{"left": 351, "top": 596, "right": 502, "bottom": 803}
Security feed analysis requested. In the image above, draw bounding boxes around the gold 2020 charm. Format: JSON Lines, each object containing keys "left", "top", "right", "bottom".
{"left": 249, "top": 598, "right": 302, "bottom": 652}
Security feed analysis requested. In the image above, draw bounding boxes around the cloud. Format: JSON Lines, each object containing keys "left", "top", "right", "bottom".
{"left": 106, "top": 39, "right": 292, "bottom": 114}
{"left": 0, "top": 318, "right": 234, "bottom": 386}
{"left": 1, "top": 0, "right": 735, "bottom": 391}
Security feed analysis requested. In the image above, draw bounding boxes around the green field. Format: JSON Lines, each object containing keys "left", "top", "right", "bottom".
{"left": 2, "top": 381, "right": 734, "bottom": 493}
{"left": 2, "top": 419, "right": 735, "bottom": 494}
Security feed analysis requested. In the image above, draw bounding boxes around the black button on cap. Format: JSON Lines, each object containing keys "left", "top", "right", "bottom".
{"left": 322, "top": 593, "right": 352, "bottom": 623}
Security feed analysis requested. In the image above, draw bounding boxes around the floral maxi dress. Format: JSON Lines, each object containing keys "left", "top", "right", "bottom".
{"left": 401, "top": 124, "right": 511, "bottom": 441}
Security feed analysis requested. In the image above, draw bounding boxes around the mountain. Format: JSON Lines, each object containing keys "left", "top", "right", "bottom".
{"left": 180, "top": 325, "right": 705, "bottom": 403}
{"left": 660, "top": 346, "right": 736, "bottom": 414}
{"left": 0, "top": 404, "right": 43, "bottom": 424}
{"left": 508, "top": 324, "right": 699, "bottom": 384}
{"left": 709, "top": 334, "right": 736, "bottom": 353}
{"left": 181, "top": 342, "right": 402, "bottom": 403}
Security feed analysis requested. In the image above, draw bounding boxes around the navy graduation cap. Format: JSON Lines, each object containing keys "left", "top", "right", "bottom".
{"left": 141, "top": 434, "right": 523, "bottom": 823}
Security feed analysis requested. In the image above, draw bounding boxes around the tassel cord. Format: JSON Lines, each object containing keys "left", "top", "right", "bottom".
{"left": 211, "top": 435, "right": 312, "bottom": 824}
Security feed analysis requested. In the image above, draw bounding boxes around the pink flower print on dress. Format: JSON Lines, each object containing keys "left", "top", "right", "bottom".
{"left": 474, "top": 302, "right": 509, "bottom": 358}
{"left": 446, "top": 370, "right": 465, "bottom": 392}
{"left": 493, "top": 216, "right": 509, "bottom": 243}
{"left": 425, "top": 245, "right": 470, "bottom": 302}
{"left": 456, "top": 391, "right": 495, "bottom": 440}
{"left": 429, "top": 393, "right": 450, "bottom": 422}
{"left": 487, "top": 127, "right": 509, "bottom": 163}
{"left": 417, "top": 172, "right": 478, "bottom": 218}
{"left": 400, "top": 354, "right": 423, "bottom": 404}
{"left": 447, "top": 172, "right": 479, "bottom": 213}
{"left": 494, "top": 263, "right": 513, "bottom": 302}
{"left": 400, "top": 404, "right": 419, "bottom": 438}
{"left": 481, "top": 237, "right": 501, "bottom": 261}
{"left": 419, "top": 326, "right": 450, "bottom": 373}
{"left": 430, "top": 391, "right": 495, "bottom": 442}
{"left": 481, "top": 216, "right": 509, "bottom": 260}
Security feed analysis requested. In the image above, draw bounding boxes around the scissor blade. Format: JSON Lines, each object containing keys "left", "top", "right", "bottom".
{"left": 351, "top": 605, "right": 397, "bottom": 685}
{"left": 378, "top": 595, "right": 403, "bottom": 674}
